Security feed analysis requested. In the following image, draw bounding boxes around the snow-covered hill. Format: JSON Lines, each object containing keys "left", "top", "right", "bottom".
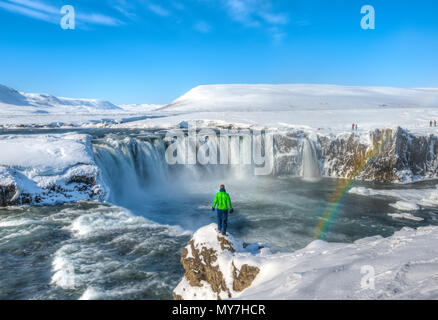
{"left": 3, "top": 83, "right": 438, "bottom": 134}
{"left": 0, "top": 84, "right": 121, "bottom": 114}
{"left": 0, "top": 84, "right": 167, "bottom": 128}
{"left": 161, "top": 84, "right": 438, "bottom": 112}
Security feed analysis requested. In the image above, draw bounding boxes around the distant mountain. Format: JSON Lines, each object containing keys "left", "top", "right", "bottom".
{"left": 0, "top": 84, "right": 121, "bottom": 114}
{"left": 160, "top": 84, "right": 438, "bottom": 112}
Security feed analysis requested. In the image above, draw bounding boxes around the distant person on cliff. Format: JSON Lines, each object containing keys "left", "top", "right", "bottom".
{"left": 430, "top": 120, "right": 433, "bottom": 127}
{"left": 212, "top": 185, "right": 234, "bottom": 236}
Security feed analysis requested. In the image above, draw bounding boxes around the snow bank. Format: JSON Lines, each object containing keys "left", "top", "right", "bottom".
{"left": 0, "top": 134, "right": 94, "bottom": 171}
{"left": 175, "top": 224, "right": 438, "bottom": 300}
{"left": 0, "top": 134, "right": 105, "bottom": 205}
{"left": 389, "top": 201, "right": 420, "bottom": 211}
{"left": 388, "top": 213, "right": 424, "bottom": 222}
{"left": 350, "top": 186, "right": 438, "bottom": 209}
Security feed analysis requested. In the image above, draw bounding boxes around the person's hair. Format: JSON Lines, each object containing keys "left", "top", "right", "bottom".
{"left": 220, "top": 185, "right": 225, "bottom": 189}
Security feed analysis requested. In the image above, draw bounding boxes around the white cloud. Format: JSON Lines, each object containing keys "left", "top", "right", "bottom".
{"left": 0, "top": 0, "right": 292, "bottom": 37}
{"left": 77, "top": 13, "right": 121, "bottom": 26}
{"left": 0, "top": 0, "right": 55, "bottom": 23}
{"left": 269, "top": 26, "right": 287, "bottom": 44}
{"left": 222, "top": 0, "right": 287, "bottom": 26}
{"left": 8, "top": 0, "right": 57, "bottom": 14}
{"left": 258, "top": 11, "right": 289, "bottom": 25}
{"left": 194, "top": 20, "right": 211, "bottom": 33}
{"left": 222, "top": 0, "right": 260, "bottom": 27}
{"left": 0, "top": 0, "right": 122, "bottom": 26}
{"left": 147, "top": 3, "right": 171, "bottom": 17}
{"left": 221, "top": 0, "right": 289, "bottom": 41}
{"left": 112, "top": 0, "right": 137, "bottom": 19}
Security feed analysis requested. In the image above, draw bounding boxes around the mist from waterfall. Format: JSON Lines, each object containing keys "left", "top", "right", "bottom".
{"left": 302, "top": 138, "right": 321, "bottom": 182}
{"left": 91, "top": 133, "right": 258, "bottom": 231}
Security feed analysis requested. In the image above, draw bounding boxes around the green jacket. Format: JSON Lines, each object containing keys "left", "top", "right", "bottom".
{"left": 212, "top": 191, "right": 232, "bottom": 210}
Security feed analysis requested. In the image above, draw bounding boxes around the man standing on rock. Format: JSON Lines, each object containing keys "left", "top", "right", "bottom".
{"left": 212, "top": 185, "right": 233, "bottom": 236}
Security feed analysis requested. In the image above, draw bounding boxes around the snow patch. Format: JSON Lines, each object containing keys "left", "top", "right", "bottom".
{"left": 350, "top": 186, "right": 438, "bottom": 210}
{"left": 388, "top": 213, "right": 424, "bottom": 222}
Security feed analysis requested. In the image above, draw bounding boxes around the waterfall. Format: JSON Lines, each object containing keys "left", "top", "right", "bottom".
{"left": 91, "top": 132, "right": 281, "bottom": 208}
{"left": 302, "top": 139, "right": 320, "bottom": 182}
{"left": 93, "top": 136, "right": 168, "bottom": 203}
{"left": 165, "top": 133, "right": 254, "bottom": 181}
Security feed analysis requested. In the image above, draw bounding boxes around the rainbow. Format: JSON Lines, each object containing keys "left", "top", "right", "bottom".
{"left": 313, "top": 131, "right": 388, "bottom": 240}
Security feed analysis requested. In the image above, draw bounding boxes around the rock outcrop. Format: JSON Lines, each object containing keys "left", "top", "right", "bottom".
{"left": 0, "top": 166, "right": 103, "bottom": 207}
{"left": 173, "top": 224, "right": 267, "bottom": 300}
{"left": 318, "top": 127, "right": 438, "bottom": 182}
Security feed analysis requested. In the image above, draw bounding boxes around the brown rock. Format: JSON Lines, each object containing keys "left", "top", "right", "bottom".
{"left": 217, "top": 235, "right": 235, "bottom": 253}
{"left": 232, "top": 263, "right": 260, "bottom": 292}
{"left": 175, "top": 230, "right": 262, "bottom": 300}
{"left": 180, "top": 240, "right": 231, "bottom": 299}
{"left": 173, "top": 293, "right": 183, "bottom": 300}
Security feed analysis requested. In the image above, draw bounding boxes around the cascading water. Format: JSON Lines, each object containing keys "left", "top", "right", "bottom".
{"left": 93, "top": 136, "right": 169, "bottom": 204}
{"left": 91, "top": 133, "right": 257, "bottom": 230}
{"left": 301, "top": 138, "right": 320, "bottom": 182}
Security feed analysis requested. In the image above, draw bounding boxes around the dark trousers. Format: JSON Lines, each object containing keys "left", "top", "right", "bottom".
{"left": 217, "top": 209, "right": 228, "bottom": 235}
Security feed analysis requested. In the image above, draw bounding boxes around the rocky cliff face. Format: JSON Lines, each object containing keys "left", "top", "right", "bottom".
{"left": 273, "top": 127, "right": 438, "bottom": 183}
{"left": 173, "top": 224, "right": 267, "bottom": 300}
{"left": 319, "top": 127, "right": 438, "bottom": 182}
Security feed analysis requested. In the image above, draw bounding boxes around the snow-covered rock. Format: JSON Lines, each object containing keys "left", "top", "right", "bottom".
{"left": 388, "top": 213, "right": 424, "bottom": 222}
{"left": 0, "top": 134, "right": 105, "bottom": 206}
{"left": 173, "top": 224, "right": 268, "bottom": 300}
{"left": 174, "top": 224, "right": 438, "bottom": 300}
{"left": 350, "top": 183, "right": 437, "bottom": 222}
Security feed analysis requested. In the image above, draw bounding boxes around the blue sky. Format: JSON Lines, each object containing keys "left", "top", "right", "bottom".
{"left": 0, "top": 0, "right": 437, "bottom": 104}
